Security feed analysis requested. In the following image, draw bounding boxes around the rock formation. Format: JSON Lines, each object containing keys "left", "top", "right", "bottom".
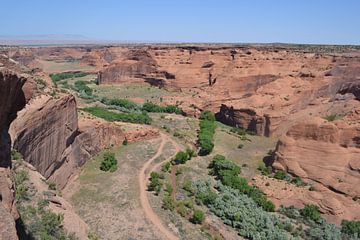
{"left": 0, "top": 71, "right": 27, "bottom": 239}
{"left": 11, "top": 94, "right": 78, "bottom": 179}
{"left": 272, "top": 114, "right": 360, "bottom": 223}
{"left": 215, "top": 104, "right": 270, "bottom": 136}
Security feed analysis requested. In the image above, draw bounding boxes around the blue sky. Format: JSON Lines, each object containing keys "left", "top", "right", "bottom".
{"left": 1, "top": 0, "right": 359, "bottom": 44}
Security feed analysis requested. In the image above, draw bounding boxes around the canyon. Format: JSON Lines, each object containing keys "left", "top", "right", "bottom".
{"left": 0, "top": 44, "right": 360, "bottom": 239}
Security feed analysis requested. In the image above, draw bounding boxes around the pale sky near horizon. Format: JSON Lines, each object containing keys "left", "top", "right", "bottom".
{"left": 1, "top": 0, "right": 359, "bottom": 44}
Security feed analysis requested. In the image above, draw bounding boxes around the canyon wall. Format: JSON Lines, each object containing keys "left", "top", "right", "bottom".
{"left": 0, "top": 71, "right": 27, "bottom": 240}
{"left": 9, "top": 94, "right": 127, "bottom": 189}
{"left": 272, "top": 113, "right": 360, "bottom": 223}
{"left": 11, "top": 94, "right": 78, "bottom": 179}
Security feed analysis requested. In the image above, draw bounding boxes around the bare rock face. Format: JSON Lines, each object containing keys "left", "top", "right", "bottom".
{"left": 215, "top": 104, "right": 270, "bottom": 136}
{"left": 272, "top": 116, "right": 360, "bottom": 222}
{"left": 0, "top": 71, "right": 27, "bottom": 240}
{"left": 49, "top": 119, "right": 126, "bottom": 189}
{"left": 11, "top": 94, "right": 78, "bottom": 178}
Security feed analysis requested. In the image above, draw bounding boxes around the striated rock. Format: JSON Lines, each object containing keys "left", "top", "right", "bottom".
{"left": 11, "top": 94, "right": 78, "bottom": 178}
{"left": 272, "top": 116, "right": 360, "bottom": 222}
{"left": 215, "top": 104, "right": 270, "bottom": 136}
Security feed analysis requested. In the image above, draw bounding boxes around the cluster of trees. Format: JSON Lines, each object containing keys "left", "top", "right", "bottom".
{"left": 99, "top": 152, "right": 118, "bottom": 172}
{"left": 142, "top": 102, "right": 183, "bottom": 114}
{"left": 82, "top": 107, "right": 152, "bottom": 125}
{"left": 101, "top": 98, "right": 138, "bottom": 110}
{"left": 49, "top": 72, "right": 88, "bottom": 85}
{"left": 209, "top": 155, "right": 275, "bottom": 212}
{"left": 100, "top": 98, "right": 183, "bottom": 115}
{"left": 198, "top": 111, "right": 216, "bottom": 155}
{"left": 171, "top": 148, "right": 195, "bottom": 165}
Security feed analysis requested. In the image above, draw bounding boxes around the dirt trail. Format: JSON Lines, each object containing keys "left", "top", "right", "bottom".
{"left": 138, "top": 133, "right": 180, "bottom": 240}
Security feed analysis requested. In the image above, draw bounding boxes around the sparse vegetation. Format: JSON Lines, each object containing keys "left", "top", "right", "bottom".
{"left": 142, "top": 102, "right": 183, "bottom": 114}
{"left": 324, "top": 114, "right": 337, "bottom": 122}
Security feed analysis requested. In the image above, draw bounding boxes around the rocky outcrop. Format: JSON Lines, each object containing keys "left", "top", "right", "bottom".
{"left": 11, "top": 94, "right": 78, "bottom": 179}
{"left": 0, "top": 71, "right": 27, "bottom": 240}
{"left": 97, "top": 49, "right": 158, "bottom": 85}
{"left": 272, "top": 116, "right": 360, "bottom": 222}
{"left": 337, "top": 81, "right": 360, "bottom": 100}
{"left": 215, "top": 104, "right": 270, "bottom": 136}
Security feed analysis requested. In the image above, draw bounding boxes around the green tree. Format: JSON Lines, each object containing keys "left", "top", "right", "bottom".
{"left": 192, "top": 209, "right": 205, "bottom": 224}
{"left": 100, "top": 152, "right": 118, "bottom": 172}
{"left": 300, "top": 204, "right": 321, "bottom": 222}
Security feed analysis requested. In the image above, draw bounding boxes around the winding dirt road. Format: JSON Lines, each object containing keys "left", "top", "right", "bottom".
{"left": 138, "top": 133, "right": 181, "bottom": 240}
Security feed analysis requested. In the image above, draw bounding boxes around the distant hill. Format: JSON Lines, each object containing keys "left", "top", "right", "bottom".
{"left": 0, "top": 34, "right": 103, "bottom": 45}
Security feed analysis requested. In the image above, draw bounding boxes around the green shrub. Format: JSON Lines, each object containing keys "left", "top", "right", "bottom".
{"left": 74, "top": 80, "right": 93, "bottom": 96}
{"left": 300, "top": 204, "right": 322, "bottom": 222}
{"left": 291, "top": 176, "right": 305, "bottom": 187}
{"left": 48, "top": 182, "right": 57, "bottom": 191}
{"left": 274, "top": 170, "right": 287, "bottom": 180}
{"left": 171, "top": 149, "right": 194, "bottom": 165}
{"left": 192, "top": 209, "right": 205, "bottom": 224}
{"left": 161, "top": 162, "right": 171, "bottom": 172}
{"left": 15, "top": 170, "right": 29, "bottom": 185}
{"left": 148, "top": 172, "right": 162, "bottom": 194}
{"left": 279, "top": 205, "right": 301, "bottom": 219}
{"left": 162, "top": 195, "right": 175, "bottom": 211}
{"left": 122, "top": 138, "right": 128, "bottom": 145}
{"left": 100, "top": 152, "right": 118, "bottom": 172}
{"left": 341, "top": 220, "right": 360, "bottom": 236}
{"left": 165, "top": 183, "right": 173, "bottom": 196}
{"left": 257, "top": 162, "right": 272, "bottom": 176}
{"left": 82, "top": 107, "right": 152, "bottom": 124}
{"left": 183, "top": 180, "right": 194, "bottom": 195}
{"left": 200, "top": 111, "right": 216, "bottom": 121}
{"left": 324, "top": 114, "right": 337, "bottom": 122}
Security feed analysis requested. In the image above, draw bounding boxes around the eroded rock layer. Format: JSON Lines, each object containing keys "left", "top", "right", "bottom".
{"left": 272, "top": 113, "right": 360, "bottom": 222}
